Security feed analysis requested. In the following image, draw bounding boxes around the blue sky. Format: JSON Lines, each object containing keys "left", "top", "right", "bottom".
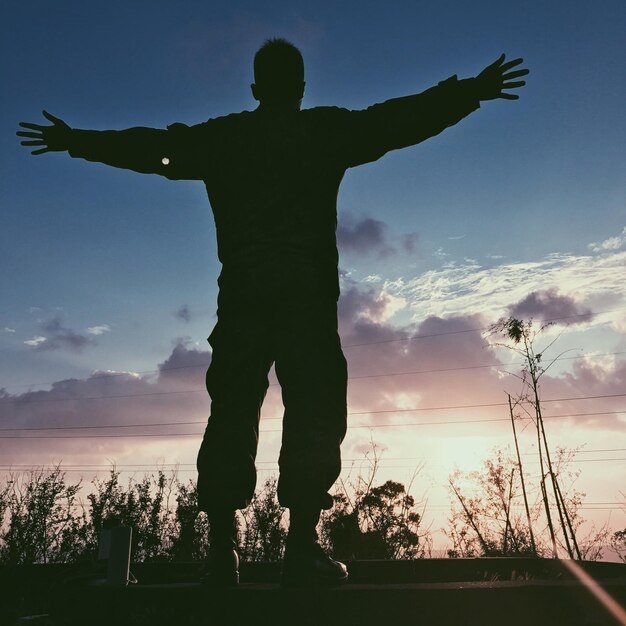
{"left": 1, "top": 1, "right": 625, "bottom": 552}
{"left": 2, "top": 0, "right": 624, "bottom": 384}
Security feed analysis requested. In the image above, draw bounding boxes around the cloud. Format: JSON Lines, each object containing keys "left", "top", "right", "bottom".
{"left": 0, "top": 337, "right": 292, "bottom": 471}
{"left": 402, "top": 233, "right": 419, "bottom": 255}
{"left": 337, "top": 213, "right": 420, "bottom": 259}
{"left": 384, "top": 249, "right": 626, "bottom": 327}
{"left": 175, "top": 305, "right": 192, "bottom": 322}
{"left": 339, "top": 274, "right": 407, "bottom": 329}
{"left": 0, "top": 341, "right": 213, "bottom": 465}
{"left": 2, "top": 275, "right": 624, "bottom": 485}
{"left": 336, "top": 275, "right": 624, "bottom": 427}
{"left": 157, "top": 338, "right": 211, "bottom": 384}
{"left": 86, "top": 324, "right": 111, "bottom": 336}
{"left": 5, "top": 227, "right": 626, "bottom": 473}
{"left": 507, "top": 288, "right": 594, "bottom": 326}
{"left": 337, "top": 214, "right": 391, "bottom": 257}
{"left": 25, "top": 318, "right": 96, "bottom": 352}
{"left": 3, "top": 327, "right": 16, "bottom": 333}
{"left": 363, "top": 275, "right": 382, "bottom": 284}
{"left": 24, "top": 336, "right": 47, "bottom": 347}
{"left": 588, "top": 227, "right": 626, "bottom": 253}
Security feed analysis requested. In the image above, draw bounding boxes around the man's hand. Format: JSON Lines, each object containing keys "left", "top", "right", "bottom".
{"left": 474, "top": 54, "right": 529, "bottom": 101}
{"left": 17, "top": 110, "right": 71, "bottom": 155}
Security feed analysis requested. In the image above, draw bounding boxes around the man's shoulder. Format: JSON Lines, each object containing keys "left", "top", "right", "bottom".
{"left": 299, "top": 106, "right": 356, "bottom": 132}
{"left": 168, "top": 110, "right": 254, "bottom": 133}
{"left": 178, "top": 107, "right": 352, "bottom": 128}
{"left": 301, "top": 105, "right": 352, "bottom": 117}
{"left": 209, "top": 109, "right": 254, "bottom": 124}
{"left": 218, "top": 107, "right": 351, "bottom": 121}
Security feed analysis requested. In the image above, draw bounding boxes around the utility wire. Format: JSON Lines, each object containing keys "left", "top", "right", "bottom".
{"left": 0, "top": 460, "right": 624, "bottom": 470}
{"left": 7, "top": 350, "right": 622, "bottom": 391}
{"left": 1, "top": 377, "right": 625, "bottom": 409}
{"left": 0, "top": 408, "right": 624, "bottom": 439}
{"left": 340, "top": 352, "right": 626, "bottom": 383}
{"left": 0, "top": 409, "right": 623, "bottom": 434}
{"left": 2, "top": 446, "right": 626, "bottom": 469}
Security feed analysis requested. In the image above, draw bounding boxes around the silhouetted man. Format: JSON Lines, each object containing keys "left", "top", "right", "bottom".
{"left": 18, "top": 38, "right": 528, "bottom": 586}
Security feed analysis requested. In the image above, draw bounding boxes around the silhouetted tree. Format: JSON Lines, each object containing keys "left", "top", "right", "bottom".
{"left": 166, "top": 479, "right": 209, "bottom": 561}
{"left": 86, "top": 467, "right": 179, "bottom": 562}
{"left": 610, "top": 492, "right": 626, "bottom": 563}
{"left": 320, "top": 452, "right": 430, "bottom": 560}
{"left": 445, "top": 448, "right": 541, "bottom": 557}
{"left": 611, "top": 529, "right": 626, "bottom": 563}
{"left": 0, "top": 456, "right": 613, "bottom": 564}
{"left": 238, "top": 477, "right": 287, "bottom": 562}
{"left": 445, "top": 445, "right": 610, "bottom": 560}
{"left": 0, "top": 465, "right": 87, "bottom": 564}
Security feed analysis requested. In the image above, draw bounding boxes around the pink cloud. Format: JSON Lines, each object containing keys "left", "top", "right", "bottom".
{"left": 507, "top": 288, "right": 593, "bottom": 326}
{"left": 1, "top": 283, "right": 624, "bottom": 474}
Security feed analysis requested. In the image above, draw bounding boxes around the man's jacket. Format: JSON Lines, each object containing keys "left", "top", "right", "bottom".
{"left": 68, "top": 76, "right": 480, "bottom": 302}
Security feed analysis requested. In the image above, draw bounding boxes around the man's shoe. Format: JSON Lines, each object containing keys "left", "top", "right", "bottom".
{"left": 281, "top": 541, "right": 348, "bottom": 587}
{"left": 200, "top": 540, "right": 240, "bottom": 586}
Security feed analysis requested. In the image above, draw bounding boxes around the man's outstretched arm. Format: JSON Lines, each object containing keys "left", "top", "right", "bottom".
{"left": 340, "top": 54, "right": 529, "bottom": 167}
{"left": 17, "top": 111, "right": 203, "bottom": 180}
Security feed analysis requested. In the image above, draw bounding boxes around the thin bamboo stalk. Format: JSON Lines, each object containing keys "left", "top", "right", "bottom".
{"left": 508, "top": 394, "right": 536, "bottom": 555}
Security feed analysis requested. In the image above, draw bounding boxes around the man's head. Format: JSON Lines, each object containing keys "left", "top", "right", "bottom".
{"left": 251, "top": 38, "right": 305, "bottom": 108}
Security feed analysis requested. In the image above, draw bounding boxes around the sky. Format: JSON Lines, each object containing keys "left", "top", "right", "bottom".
{"left": 1, "top": 1, "right": 625, "bottom": 556}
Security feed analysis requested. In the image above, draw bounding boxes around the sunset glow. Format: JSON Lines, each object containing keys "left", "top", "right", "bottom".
{"left": 2, "top": 1, "right": 625, "bottom": 560}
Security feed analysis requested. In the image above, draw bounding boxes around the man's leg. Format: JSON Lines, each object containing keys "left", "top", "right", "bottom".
{"left": 274, "top": 298, "right": 348, "bottom": 585}
{"left": 196, "top": 311, "right": 273, "bottom": 582}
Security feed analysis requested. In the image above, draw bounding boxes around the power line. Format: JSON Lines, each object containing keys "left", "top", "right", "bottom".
{"left": 264, "top": 410, "right": 623, "bottom": 432}
{"left": 0, "top": 388, "right": 204, "bottom": 405}
{"left": 0, "top": 462, "right": 622, "bottom": 507}
{"left": 0, "top": 460, "right": 624, "bottom": 471}
{"left": 0, "top": 407, "right": 624, "bottom": 439}
{"left": 341, "top": 352, "right": 626, "bottom": 383}
{"left": 571, "top": 458, "right": 626, "bottom": 463}
{"left": 2, "top": 368, "right": 626, "bottom": 409}
{"left": 342, "top": 458, "right": 626, "bottom": 466}
{"left": 1, "top": 449, "right": 624, "bottom": 467}
{"left": 346, "top": 393, "right": 626, "bottom": 415}
{"left": 0, "top": 462, "right": 622, "bottom": 511}
{"left": 4, "top": 351, "right": 610, "bottom": 391}
{"left": 1, "top": 409, "right": 624, "bottom": 433}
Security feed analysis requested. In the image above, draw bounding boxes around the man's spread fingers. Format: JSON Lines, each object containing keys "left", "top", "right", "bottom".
{"left": 19, "top": 122, "right": 46, "bottom": 131}
{"left": 31, "top": 147, "right": 51, "bottom": 155}
{"left": 21, "top": 140, "right": 45, "bottom": 146}
{"left": 500, "top": 58, "right": 524, "bottom": 72}
{"left": 489, "top": 54, "right": 506, "bottom": 69}
{"left": 17, "top": 131, "right": 42, "bottom": 138}
{"left": 502, "top": 81, "right": 526, "bottom": 89}
{"left": 503, "top": 69, "right": 529, "bottom": 80}
{"left": 42, "top": 110, "right": 62, "bottom": 124}
{"left": 499, "top": 92, "right": 519, "bottom": 100}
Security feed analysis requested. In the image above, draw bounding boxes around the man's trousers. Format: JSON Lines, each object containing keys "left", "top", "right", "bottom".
{"left": 196, "top": 294, "right": 347, "bottom": 514}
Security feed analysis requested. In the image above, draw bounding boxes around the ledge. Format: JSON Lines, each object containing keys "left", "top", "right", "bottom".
{"left": 3, "top": 558, "right": 625, "bottom": 626}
